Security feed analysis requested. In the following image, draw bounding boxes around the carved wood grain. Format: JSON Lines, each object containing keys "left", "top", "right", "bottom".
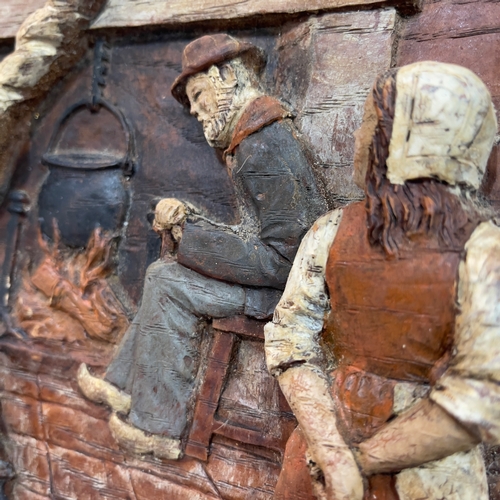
{"left": 186, "top": 318, "right": 296, "bottom": 463}
{"left": 186, "top": 330, "right": 235, "bottom": 461}
{"left": 276, "top": 9, "right": 397, "bottom": 208}
{"left": 212, "top": 315, "right": 265, "bottom": 340}
{"left": 0, "top": 339, "right": 227, "bottom": 498}
{"left": 206, "top": 438, "right": 282, "bottom": 500}
{"left": 396, "top": 0, "right": 500, "bottom": 215}
{"left": 0, "top": 0, "right": 417, "bottom": 40}
{"left": 214, "top": 338, "right": 297, "bottom": 456}
{"left": 398, "top": 0, "right": 500, "bottom": 121}
{"left": 2, "top": 0, "right": 499, "bottom": 496}
{"left": 91, "top": 0, "right": 400, "bottom": 29}
{"left": 211, "top": 419, "right": 291, "bottom": 453}
{"left": 0, "top": 0, "right": 45, "bottom": 39}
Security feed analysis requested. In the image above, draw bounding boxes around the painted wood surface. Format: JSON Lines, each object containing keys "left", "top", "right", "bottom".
{"left": 0, "top": 7, "right": 396, "bottom": 498}
{"left": 396, "top": 0, "right": 500, "bottom": 213}
{"left": 91, "top": 0, "right": 396, "bottom": 29}
{"left": 0, "top": 0, "right": 45, "bottom": 39}
{"left": 395, "top": 3, "right": 500, "bottom": 497}
{"left": 1, "top": 0, "right": 500, "bottom": 497}
{"left": 276, "top": 9, "right": 397, "bottom": 207}
{"left": 0, "top": 0, "right": 107, "bottom": 206}
{"left": 0, "top": 0, "right": 415, "bottom": 39}
{"left": 0, "top": 333, "right": 286, "bottom": 499}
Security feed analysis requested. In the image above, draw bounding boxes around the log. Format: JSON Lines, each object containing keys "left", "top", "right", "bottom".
{"left": 0, "top": 0, "right": 419, "bottom": 40}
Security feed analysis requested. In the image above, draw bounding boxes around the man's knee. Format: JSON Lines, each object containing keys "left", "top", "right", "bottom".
{"left": 145, "top": 260, "right": 185, "bottom": 287}
{"left": 144, "top": 259, "right": 245, "bottom": 316}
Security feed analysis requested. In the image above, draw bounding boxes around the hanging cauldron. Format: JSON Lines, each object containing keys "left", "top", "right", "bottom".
{"left": 39, "top": 97, "right": 134, "bottom": 248}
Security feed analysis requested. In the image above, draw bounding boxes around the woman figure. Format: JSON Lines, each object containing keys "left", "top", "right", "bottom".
{"left": 265, "top": 61, "right": 499, "bottom": 499}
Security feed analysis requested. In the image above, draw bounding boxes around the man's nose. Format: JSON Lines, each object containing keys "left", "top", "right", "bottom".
{"left": 189, "top": 103, "right": 199, "bottom": 117}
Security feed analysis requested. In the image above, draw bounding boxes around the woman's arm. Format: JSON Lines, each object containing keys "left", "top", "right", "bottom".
{"left": 357, "top": 221, "right": 500, "bottom": 475}
{"left": 265, "top": 209, "right": 364, "bottom": 499}
{"left": 355, "top": 398, "right": 478, "bottom": 475}
{"left": 279, "top": 365, "right": 364, "bottom": 500}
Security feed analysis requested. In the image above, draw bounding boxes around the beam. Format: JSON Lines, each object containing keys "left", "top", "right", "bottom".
{"left": 91, "top": 0, "right": 390, "bottom": 29}
{"left": 1, "top": 0, "right": 416, "bottom": 40}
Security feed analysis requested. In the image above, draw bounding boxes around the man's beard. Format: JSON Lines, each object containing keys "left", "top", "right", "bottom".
{"left": 202, "top": 85, "right": 238, "bottom": 148}
{"left": 202, "top": 106, "right": 233, "bottom": 148}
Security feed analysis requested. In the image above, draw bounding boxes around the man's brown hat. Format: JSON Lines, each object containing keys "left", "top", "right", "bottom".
{"left": 171, "top": 34, "right": 265, "bottom": 107}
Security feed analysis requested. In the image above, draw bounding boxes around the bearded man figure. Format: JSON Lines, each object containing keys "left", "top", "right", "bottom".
{"left": 265, "top": 61, "right": 499, "bottom": 500}
{"left": 77, "top": 34, "right": 326, "bottom": 459}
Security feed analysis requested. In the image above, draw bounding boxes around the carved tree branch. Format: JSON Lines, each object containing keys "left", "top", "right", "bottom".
{"left": 0, "top": 0, "right": 107, "bottom": 204}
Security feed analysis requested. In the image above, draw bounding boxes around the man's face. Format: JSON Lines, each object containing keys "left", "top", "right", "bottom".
{"left": 186, "top": 73, "right": 218, "bottom": 129}
{"left": 353, "top": 91, "right": 378, "bottom": 189}
{"left": 185, "top": 65, "right": 238, "bottom": 148}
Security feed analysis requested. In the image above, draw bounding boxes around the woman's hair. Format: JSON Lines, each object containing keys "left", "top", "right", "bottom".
{"left": 364, "top": 69, "right": 484, "bottom": 258}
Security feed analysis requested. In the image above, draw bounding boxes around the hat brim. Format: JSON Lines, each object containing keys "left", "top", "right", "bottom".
{"left": 171, "top": 44, "right": 265, "bottom": 108}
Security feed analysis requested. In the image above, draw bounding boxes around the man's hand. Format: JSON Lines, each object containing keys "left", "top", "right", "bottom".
{"left": 153, "top": 198, "right": 188, "bottom": 242}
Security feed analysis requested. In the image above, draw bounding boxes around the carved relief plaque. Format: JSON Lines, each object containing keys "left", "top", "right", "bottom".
{"left": 0, "top": 0, "right": 499, "bottom": 499}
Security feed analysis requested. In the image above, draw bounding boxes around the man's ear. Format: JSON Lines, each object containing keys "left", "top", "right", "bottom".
{"left": 219, "top": 63, "right": 237, "bottom": 87}
{"left": 207, "top": 65, "right": 222, "bottom": 82}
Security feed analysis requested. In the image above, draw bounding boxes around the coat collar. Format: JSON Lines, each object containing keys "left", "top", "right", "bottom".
{"left": 224, "top": 96, "right": 291, "bottom": 157}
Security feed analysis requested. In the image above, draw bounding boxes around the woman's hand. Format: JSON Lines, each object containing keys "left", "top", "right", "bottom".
{"left": 278, "top": 365, "right": 365, "bottom": 500}
{"left": 311, "top": 442, "right": 364, "bottom": 500}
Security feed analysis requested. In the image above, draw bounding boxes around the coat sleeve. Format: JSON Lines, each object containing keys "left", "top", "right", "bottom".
{"left": 430, "top": 221, "right": 500, "bottom": 444}
{"left": 177, "top": 219, "right": 293, "bottom": 289}
{"left": 177, "top": 121, "right": 326, "bottom": 289}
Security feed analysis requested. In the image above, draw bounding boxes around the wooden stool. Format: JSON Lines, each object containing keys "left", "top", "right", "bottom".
{"left": 185, "top": 315, "right": 295, "bottom": 461}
